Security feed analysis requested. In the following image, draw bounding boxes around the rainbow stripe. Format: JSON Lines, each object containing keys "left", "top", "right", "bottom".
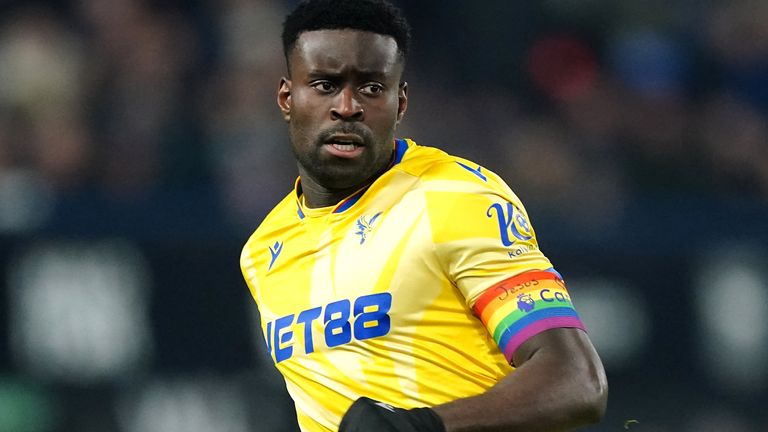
{"left": 472, "top": 270, "right": 585, "bottom": 363}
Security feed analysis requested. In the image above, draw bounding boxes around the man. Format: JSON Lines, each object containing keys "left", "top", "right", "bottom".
{"left": 240, "top": 1, "right": 608, "bottom": 431}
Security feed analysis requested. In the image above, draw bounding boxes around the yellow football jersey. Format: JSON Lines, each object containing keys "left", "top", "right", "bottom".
{"left": 240, "top": 139, "right": 584, "bottom": 432}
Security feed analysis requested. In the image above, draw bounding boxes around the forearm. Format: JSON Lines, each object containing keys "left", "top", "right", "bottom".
{"left": 432, "top": 329, "right": 608, "bottom": 432}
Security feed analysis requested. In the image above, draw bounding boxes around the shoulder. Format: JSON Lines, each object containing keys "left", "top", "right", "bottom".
{"left": 240, "top": 191, "right": 296, "bottom": 298}
{"left": 242, "top": 191, "right": 296, "bottom": 254}
{"left": 395, "top": 139, "right": 520, "bottom": 204}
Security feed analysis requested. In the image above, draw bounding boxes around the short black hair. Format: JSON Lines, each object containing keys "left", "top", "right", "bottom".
{"left": 282, "top": 0, "right": 411, "bottom": 66}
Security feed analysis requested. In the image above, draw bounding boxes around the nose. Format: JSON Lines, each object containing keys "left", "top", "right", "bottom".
{"left": 330, "top": 87, "right": 364, "bottom": 121}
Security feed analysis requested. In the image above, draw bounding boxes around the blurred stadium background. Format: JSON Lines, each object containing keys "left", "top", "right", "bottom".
{"left": 1, "top": 0, "right": 767, "bottom": 431}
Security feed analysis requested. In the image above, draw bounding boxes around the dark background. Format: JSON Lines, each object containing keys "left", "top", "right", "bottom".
{"left": 1, "top": 1, "right": 767, "bottom": 431}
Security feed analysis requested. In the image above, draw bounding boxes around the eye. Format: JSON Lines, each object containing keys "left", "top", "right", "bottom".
{"left": 360, "top": 83, "right": 384, "bottom": 96}
{"left": 311, "top": 81, "right": 336, "bottom": 93}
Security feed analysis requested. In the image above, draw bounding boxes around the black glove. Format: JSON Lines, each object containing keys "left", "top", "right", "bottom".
{"left": 338, "top": 397, "right": 446, "bottom": 432}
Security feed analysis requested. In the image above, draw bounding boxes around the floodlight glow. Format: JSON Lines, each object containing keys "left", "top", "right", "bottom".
{"left": 695, "top": 247, "right": 768, "bottom": 393}
{"left": 8, "top": 240, "right": 153, "bottom": 383}
{"left": 116, "top": 376, "right": 250, "bottom": 432}
{"left": 566, "top": 278, "right": 649, "bottom": 369}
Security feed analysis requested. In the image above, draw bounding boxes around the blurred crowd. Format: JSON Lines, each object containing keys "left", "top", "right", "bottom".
{"left": 0, "top": 0, "right": 766, "bottom": 235}
{"left": 0, "top": 0, "right": 293, "bottom": 232}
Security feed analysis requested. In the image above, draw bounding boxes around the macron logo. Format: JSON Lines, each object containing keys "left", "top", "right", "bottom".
{"left": 457, "top": 162, "right": 488, "bottom": 182}
{"left": 268, "top": 241, "right": 284, "bottom": 271}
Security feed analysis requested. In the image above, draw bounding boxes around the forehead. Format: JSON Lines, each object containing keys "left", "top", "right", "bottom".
{"left": 290, "top": 29, "right": 401, "bottom": 76}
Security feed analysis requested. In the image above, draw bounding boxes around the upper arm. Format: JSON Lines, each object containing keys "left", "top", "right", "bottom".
{"left": 512, "top": 327, "right": 609, "bottom": 421}
{"left": 423, "top": 167, "right": 590, "bottom": 365}
{"left": 470, "top": 270, "right": 587, "bottom": 365}
{"left": 512, "top": 327, "right": 602, "bottom": 370}
{"left": 424, "top": 174, "right": 552, "bottom": 303}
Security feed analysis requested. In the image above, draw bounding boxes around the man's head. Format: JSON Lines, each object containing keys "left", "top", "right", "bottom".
{"left": 282, "top": 0, "right": 411, "bottom": 74}
{"left": 277, "top": 0, "right": 412, "bottom": 200}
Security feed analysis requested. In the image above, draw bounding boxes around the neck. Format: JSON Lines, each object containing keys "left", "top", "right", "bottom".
{"left": 299, "top": 174, "right": 364, "bottom": 208}
{"left": 298, "top": 156, "right": 395, "bottom": 208}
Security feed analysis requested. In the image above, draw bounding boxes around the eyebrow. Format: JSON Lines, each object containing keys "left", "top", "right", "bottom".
{"left": 306, "top": 68, "right": 389, "bottom": 81}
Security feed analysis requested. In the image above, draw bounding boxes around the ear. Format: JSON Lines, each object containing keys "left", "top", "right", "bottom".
{"left": 396, "top": 81, "right": 408, "bottom": 124}
{"left": 277, "top": 77, "right": 292, "bottom": 122}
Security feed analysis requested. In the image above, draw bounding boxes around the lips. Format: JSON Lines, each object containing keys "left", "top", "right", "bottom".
{"left": 325, "top": 133, "right": 363, "bottom": 145}
{"left": 323, "top": 133, "right": 365, "bottom": 158}
{"left": 330, "top": 143, "right": 358, "bottom": 152}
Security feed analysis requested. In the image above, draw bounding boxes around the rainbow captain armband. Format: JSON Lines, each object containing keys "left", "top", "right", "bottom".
{"left": 472, "top": 269, "right": 586, "bottom": 364}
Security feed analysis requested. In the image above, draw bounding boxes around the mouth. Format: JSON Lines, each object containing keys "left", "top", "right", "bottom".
{"left": 323, "top": 134, "right": 365, "bottom": 158}
{"left": 329, "top": 142, "right": 358, "bottom": 152}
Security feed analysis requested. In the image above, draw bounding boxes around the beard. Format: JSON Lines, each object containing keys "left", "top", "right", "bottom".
{"left": 290, "top": 123, "right": 393, "bottom": 191}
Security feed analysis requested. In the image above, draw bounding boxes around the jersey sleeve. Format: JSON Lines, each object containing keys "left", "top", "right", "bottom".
{"left": 426, "top": 173, "right": 585, "bottom": 363}
{"left": 240, "top": 239, "right": 260, "bottom": 302}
